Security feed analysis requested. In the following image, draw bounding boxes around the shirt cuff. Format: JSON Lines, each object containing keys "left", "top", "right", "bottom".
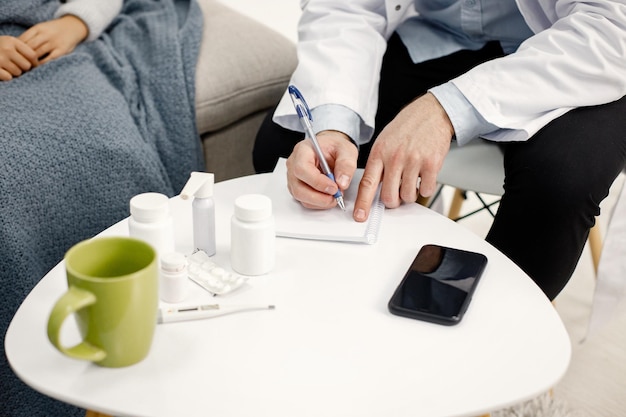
{"left": 311, "top": 104, "right": 362, "bottom": 148}
{"left": 429, "top": 83, "right": 498, "bottom": 146}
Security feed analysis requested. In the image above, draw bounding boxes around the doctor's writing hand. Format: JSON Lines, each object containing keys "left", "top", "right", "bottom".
{"left": 0, "top": 36, "right": 38, "bottom": 81}
{"left": 19, "top": 15, "right": 88, "bottom": 65}
{"left": 353, "top": 93, "right": 454, "bottom": 222}
{"left": 286, "top": 130, "right": 358, "bottom": 209}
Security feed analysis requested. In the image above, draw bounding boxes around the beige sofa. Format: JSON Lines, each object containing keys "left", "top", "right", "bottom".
{"left": 194, "top": 0, "right": 297, "bottom": 182}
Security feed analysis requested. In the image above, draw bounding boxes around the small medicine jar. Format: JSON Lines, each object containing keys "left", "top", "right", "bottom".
{"left": 230, "top": 194, "right": 275, "bottom": 276}
{"left": 128, "top": 192, "right": 175, "bottom": 258}
{"left": 160, "top": 252, "right": 188, "bottom": 303}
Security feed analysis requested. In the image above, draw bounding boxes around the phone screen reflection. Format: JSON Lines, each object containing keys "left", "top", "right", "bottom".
{"left": 398, "top": 246, "right": 483, "bottom": 319}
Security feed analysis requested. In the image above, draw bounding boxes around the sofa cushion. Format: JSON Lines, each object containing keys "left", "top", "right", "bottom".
{"left": 195, "top": 0, "right": 297, "bottom": 135}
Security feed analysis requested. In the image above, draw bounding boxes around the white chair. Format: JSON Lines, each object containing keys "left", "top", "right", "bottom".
{"left": 429, "top": 139, "right": 603, "bottom": 272}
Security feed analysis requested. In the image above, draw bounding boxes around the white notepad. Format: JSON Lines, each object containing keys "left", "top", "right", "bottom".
{"left": 266, "top": 158, "right": 384, "bottom": 244}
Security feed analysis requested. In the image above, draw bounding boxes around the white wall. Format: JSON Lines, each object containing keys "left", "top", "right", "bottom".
{"left": 224, "top": 0, "right": 301, "bottom": 42}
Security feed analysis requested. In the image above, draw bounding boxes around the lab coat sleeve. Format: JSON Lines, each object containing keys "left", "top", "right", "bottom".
{"left": 273, "top": 0, "right": 415, "bottom": 144}
{"left": 452, "top": 0, "right": 626, "bottom": 142}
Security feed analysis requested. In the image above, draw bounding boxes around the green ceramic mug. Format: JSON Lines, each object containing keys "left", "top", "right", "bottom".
{"left": 47, "top": 237, "right": 158, "bottom": 367}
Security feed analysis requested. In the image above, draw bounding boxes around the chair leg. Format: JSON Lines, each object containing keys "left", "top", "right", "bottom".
{"left": 416, "top": 194, "right": 431, "bottom": 206}
{"left": 448, "top": 188, "right": 466, "bottom": 220}
{"left": 588, "top": 220, "right": 602, "bottom": 275}
{"left": 85, "top": 410, "right": 113, "bottom": 417}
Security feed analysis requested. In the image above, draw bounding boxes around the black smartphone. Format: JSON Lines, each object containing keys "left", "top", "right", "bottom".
{"left": 388, "top": 244, "right": 488, "bottom": 325}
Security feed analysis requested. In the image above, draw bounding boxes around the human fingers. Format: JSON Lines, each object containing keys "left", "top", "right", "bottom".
{"left": 316, "top": 130, "right": 358, "bottom": 191}
{"left": 0, "top": 36, "right": 37, "bottom": 73}
{"left": 0, "top": 68, "right": 13, "bottom": 81}
{"left": 15, "top": 43, "right": 38, "bottom": 68}
{"left": 39, "top": 47, "right": 66, "bottom": 64}
{"left": 17, "top": 26, "right": 38, "bottom": 45}
{"left": 382, "top": 94, "right": 453, "bottom": 202}
{"left": 0, "top": 52, "right": 31, "bottom": 78}
{"left": 414, "top": 155, "right": 441, "bottom": 198}
{"left": 286, "top": 141, "right": 339, "bottom": 209}
{"left": 0, "top": 59, "right": 23, "bottom": 78}
{"left": 21, "top": 26, "right": 61, "bottom": 62}
{"left": 399, "top": 159, "right": 421, "bottom": 204}
{"left": 25, "top": 32, "right": 74, "bottom": 64}
{"left": 20, "top": 17, "right": 86, "bottom": 63}
{"left": 353, "top": 157, "right": 384, "bottom": 222}
{"left": 366, "top": 124, "right": 410, "bottom": 209}
{"left": 286, "top": 132, "right": 358, "bottom": 210}
{"left": 286, "top": 146, "right": 336, "bottom": 209}
{"left": 19, "top": 27, "right": 51, "bottom": 60}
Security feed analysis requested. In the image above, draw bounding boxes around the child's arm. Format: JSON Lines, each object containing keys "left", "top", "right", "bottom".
{"left": 53, "top": 0, "right": 123, "bottom": 42}
{"left": 0, "top": 36, "right": 38, "bottom": 81}
{"left": 18, "top": 15, "right": 88, "bottom": 64}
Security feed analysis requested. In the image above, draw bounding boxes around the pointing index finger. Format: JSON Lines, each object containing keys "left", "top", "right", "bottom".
{"left": 353, "top": 159, "right": 383, "bottom": 222}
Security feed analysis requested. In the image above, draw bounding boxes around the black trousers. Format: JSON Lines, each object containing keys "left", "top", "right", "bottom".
{"left": 253, "top": 33, "right": 626, "bottom": 300}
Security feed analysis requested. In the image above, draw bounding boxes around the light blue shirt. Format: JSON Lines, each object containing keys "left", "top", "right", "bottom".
{"left": 312, "top": 0, "right": 534, "bottom": 146}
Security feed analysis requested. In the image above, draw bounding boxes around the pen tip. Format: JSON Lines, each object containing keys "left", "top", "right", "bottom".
{"left": 337, "top": 197, "right": 346, "bottom": 211}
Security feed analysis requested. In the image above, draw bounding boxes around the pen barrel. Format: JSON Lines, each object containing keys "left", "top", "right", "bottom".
{"left": 325, "top": 172, "right": 343, "bottom": 199}
{"left": 288, "top": 85, "right": 343, "bottom": 203}
{"left": 301, "top": 118, "right": 332, "bottom": 176}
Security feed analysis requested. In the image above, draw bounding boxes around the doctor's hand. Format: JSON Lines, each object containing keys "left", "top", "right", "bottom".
{"left": 19, "top": 15, "right": 88, "bottom": 64}
{"left": 286, "top": 130, "right": 358, "bottom": 209}
{"left": 353, "top": 93, "right": 454, "bottom": 222}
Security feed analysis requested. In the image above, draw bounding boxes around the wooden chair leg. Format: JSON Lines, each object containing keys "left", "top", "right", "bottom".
{"left": 448, "top": 188, "right": 466, "bottom": 220}
{"left": 85, "top": 410, "right": 113, "bottom": 417}
{"left": 588, "top": 220, "right": 602, "bottom": 275}
{"left": 416, "top": 194, "right": 431, "bottom": 206}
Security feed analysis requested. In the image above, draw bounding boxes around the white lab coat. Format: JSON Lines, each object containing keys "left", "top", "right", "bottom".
{"left": 274, "top": 0, "right": 626, "bottom": 143}
{"left": 273, "top": 1, "right": 626, "bottom": 325}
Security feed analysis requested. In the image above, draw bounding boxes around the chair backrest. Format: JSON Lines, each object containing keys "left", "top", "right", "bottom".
{"left": 437, "top": 139, "right": 505, "bottom": 196}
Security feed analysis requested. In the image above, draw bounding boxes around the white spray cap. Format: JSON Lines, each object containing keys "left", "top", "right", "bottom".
{"left": 180, "top": 172, "right": 214, "bottom": 200}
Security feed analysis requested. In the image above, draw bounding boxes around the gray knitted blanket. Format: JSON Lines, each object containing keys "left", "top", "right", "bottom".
{"left": 0, "top": 1, "right": 203, "bottom": 415}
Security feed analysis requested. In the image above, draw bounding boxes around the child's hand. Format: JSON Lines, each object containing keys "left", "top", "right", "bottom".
{"left": 0, "top": 36, "right": 38, "bottom": 81}
{"left": 19, "top": 15, "right": 88, "bottom": 64}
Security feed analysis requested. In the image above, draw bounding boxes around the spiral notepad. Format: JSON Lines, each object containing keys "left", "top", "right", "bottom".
{"left": 266, "top": 158, "right": 384, "bottom": 244}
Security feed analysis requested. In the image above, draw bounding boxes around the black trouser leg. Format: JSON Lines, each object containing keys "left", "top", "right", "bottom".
{"left": 252, "top": 109, "right": 304, "bottom": 173}
{"left": 486, "top": 99, "right": 626, "bottom": 300}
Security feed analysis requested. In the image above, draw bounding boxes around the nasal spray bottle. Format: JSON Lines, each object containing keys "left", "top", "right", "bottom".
{"left": 180, "top": 172, "right": 216, "bottom": 256}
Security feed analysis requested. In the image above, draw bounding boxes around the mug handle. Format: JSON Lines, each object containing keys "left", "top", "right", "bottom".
{"left": 47, "top": 286, "right": 107, "bottom": 362}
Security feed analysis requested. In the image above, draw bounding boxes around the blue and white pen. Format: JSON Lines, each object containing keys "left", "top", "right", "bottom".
{"left": 288, "top": 85, "right": 346, "bottom": 211}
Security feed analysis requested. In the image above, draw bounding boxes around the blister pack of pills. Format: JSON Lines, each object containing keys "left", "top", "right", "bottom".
{"left": 187, "top": 250, "right": 248, "bottom": 295}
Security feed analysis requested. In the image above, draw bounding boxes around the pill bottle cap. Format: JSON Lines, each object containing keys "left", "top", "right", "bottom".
{"left": 161, "top": 252, "right": 187, "bottom": 273}
{"left": 234, "top": 194, "right": 272, "bottom": 222}
{"left": 129, "top": 193, "right": 170, "bottom": 223}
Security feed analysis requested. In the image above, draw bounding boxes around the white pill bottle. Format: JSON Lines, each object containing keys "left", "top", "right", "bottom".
{"left": 230, "top": 194, "right": 275, "bottom": 276}
{"left": 128, "top": 192, "right": 175, "bottom": 258}
{"left": 159, "top": 252, "right": 189, "bottom": 303}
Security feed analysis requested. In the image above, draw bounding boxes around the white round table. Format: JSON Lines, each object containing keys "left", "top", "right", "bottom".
{"left": 6, "top": 173, "right": 571, "bottom": 417}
